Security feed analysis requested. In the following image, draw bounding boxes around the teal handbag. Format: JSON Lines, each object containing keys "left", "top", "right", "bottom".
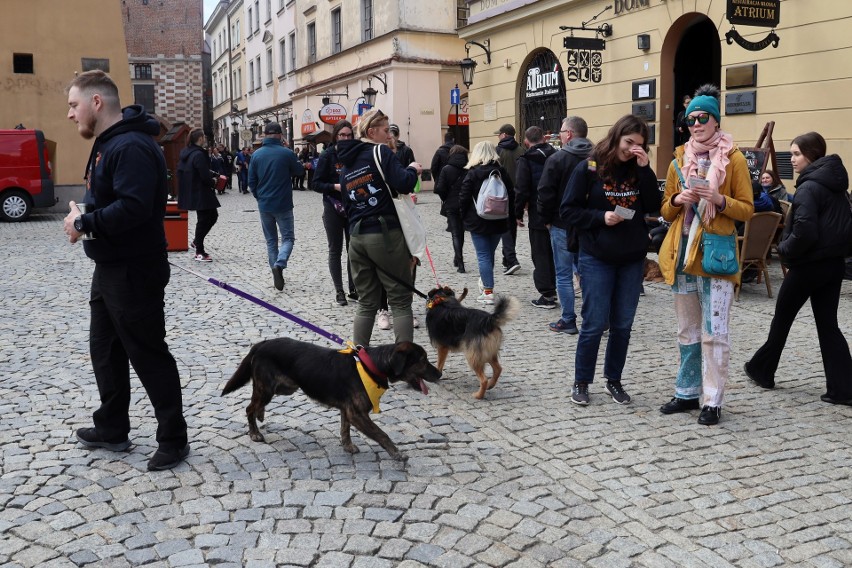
{"left": 701, "top": 230, "right": 739, "bottom": 275}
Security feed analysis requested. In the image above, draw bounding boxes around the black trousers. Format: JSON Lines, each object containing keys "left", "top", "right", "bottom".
{"left": 90, "top": 256, "right": 188, "bottom": 449}
{"left": 529, "top": 227, "right": 556, "bottom": 297}
{"left": 194, "top": 208, "right": 218, "bottom": 255}
{"left": 748, "top": 256, "right": 852, "bottom": 399}
{"left": 446, "top": 212, "right": 465, "bottom": 264}
{"left": 322, "top": 200, "right": 355, "bottom": 294}
{"left": 501, "top": 221, "right": 519, "bottom": 267}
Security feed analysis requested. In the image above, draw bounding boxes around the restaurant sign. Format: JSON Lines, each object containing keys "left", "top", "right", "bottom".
{"left": 726, "top": 0, "right": 780, "bottom": 28}
{"left": 525, "top": 63, "right": 563, "bottom": 99}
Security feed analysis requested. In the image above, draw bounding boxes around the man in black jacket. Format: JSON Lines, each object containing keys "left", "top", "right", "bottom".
{"left": 63, "top": 70, "right": 190, "bottom": 471}
{"left": 516, "top": 126, "right": 557, "bottom": 308}
{"left": 430, "top": 131, "right": 454, "bottom": 181}
{"left": 536, "top": 116, "right": 593, "bottom": 334}
{"left": 495, "top": 124, "right": 524, "bottom": 274}
{"left": 389, "top": 124, "right": 416, "bottom": 167}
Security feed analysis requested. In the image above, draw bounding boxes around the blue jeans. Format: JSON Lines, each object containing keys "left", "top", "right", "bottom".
{"left": 259, "top": 209, "right": 295, "bottom": 269}
{"left": 549, "top": 226, "right": 577, "bottom": 325}
{"left": 470, "top": 232, "right": 503, "bottom": 289}
{"left": 574, "top": 252, "right": 644, "bottom": 383}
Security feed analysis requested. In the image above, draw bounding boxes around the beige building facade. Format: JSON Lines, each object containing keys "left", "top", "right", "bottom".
{"left": 1, "top": 0, "right": 132, "bottom": 186}
{"left": 461, "top": 0, "right": 852, "bottom": 178}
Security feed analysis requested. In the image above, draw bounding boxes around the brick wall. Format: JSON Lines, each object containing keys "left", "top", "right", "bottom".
{"left": 123, "top": 0, "right": 204, "bottom": 126}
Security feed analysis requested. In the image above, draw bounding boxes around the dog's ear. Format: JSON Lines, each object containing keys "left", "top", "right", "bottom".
{"left": 390, "top": 342, "right": 412, "bottom": 376}
{"left": 427, "top": 288, "right": 438, "bottom": 299}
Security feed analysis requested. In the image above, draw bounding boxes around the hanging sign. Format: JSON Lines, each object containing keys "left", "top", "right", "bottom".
{"left": 318, "top": 103, "right": 347, "bottom": 125}
{"left": 566, "top": 50, "right": 602, "bottom": 83}
{"left": 725, "top": 29, "right": 780, "bottom": 50}
{"left": 300, "top": 109, "right": 317, "bottom": 135}
{"left": 726, "top": 0, "right": 780, "bottom": 28}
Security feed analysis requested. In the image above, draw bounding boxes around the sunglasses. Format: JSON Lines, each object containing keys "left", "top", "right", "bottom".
{"left": 686, "top": 113, "right": 711, "bottom": 127}
{"left": 366, "top": 109, "right": 386, "bottom": 130}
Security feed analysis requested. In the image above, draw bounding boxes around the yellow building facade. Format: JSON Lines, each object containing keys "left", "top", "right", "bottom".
{"left": 461, "top": 0, "right": 852, "bottom": 177}
{"left": 1, "top": 0, "right": 132, "bottom": 186}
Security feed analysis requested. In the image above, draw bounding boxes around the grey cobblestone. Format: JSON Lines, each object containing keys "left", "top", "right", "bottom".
{"left": 2, "top": 191, "right": 851, "bottom": 567}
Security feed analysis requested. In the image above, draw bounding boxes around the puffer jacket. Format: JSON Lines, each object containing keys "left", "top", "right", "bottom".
{"left": 658, "top": 145, "right": 755, "bottom": 285}
{"left": 778, "top": 154, "right": 852, "bottom": 266}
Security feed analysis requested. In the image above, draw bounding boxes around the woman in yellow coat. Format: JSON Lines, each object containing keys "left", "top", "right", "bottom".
{"left": 657, "top": 85, "right": 754, "bottom": 425}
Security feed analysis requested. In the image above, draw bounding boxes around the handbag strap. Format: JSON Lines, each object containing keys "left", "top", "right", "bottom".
{"left": 373, "top": 144, "right": 399, "bottom": 198}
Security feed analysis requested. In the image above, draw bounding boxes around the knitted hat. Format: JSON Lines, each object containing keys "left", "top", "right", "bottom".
{"left": 685, "top": 95, "right": 720, "bottom": 124}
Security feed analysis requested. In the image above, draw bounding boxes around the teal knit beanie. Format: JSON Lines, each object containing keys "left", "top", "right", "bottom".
{"left": 685, "top": 95, "right": 720, "bottom": 124}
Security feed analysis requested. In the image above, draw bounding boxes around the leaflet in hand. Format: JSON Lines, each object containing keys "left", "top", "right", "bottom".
{"left": 613, "top": 205, "right": 636, "bottom": 220}
{"left": 688, "top": 176, "right": 710, "bottom": 191}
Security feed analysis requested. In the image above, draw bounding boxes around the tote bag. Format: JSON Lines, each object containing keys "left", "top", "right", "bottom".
{"left": 373, "top": 144, "right": 427, "bottom": 261}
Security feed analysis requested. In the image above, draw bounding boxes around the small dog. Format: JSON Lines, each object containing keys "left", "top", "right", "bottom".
{"left": 425, "top": 286, "right": 519, "bottom": 399}
{"left": 221, "top": 338, "right": 441, "bottom": 460}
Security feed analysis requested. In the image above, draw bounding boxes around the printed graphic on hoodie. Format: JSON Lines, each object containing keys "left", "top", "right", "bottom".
{"left": 603, "top": 180, "right": 640, "bottom": 210}
{"left": 343, "top": 164, "right": 384, "bottom": 210}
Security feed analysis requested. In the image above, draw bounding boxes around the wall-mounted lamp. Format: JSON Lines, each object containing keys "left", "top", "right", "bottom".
{"left": 637, "top": 34, "right": 651, "bottom": 51}
{"left": 362, "top": 73, "right": 387, "bottom": 106}
{"left": 460, "top": 39, "right": 491, "bottom": 88}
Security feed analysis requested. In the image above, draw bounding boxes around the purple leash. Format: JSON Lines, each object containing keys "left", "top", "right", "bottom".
{"left": 170, "top": 262, "right": 346, "bottom": 346}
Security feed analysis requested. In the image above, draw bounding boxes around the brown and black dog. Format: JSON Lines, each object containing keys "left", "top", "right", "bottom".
{"left": 425, "top": 286, "right": 519, "bottom": 399}
{"left": 221, "top": 338, "right": 441, "bottom": 460}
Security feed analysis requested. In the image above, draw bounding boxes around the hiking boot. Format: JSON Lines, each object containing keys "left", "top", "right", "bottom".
{"left": 377, "top": 310, "right": 391, "bottom": 330}
{"left": 75, "top": 428, "right": 131, "bottom": 452}
{"left": 698, "top": 406, "right": 721, "bottom": 425}
{"left": 476, "top": 292, "right": 494, "bottom": 305}
{"left": 503, "top": 263, "right": 521, "bottom": 275}
{"left": 605, "top": 381, "right": 631, "bottom": 405}
{"left": 660, "top": 397, "right": 700, "bottom": 414}
{"left": 147, "top": 444, "right": 190, "bottom": 471}
{"left": 531, "top": 296, "right": 557, "bottom": 309}
{"left": 272, "top": 266, "right": 284, "bottom": 291}
{"left": 457, "top": 261, "right": 466, "bottom": 274}
{"left": 571, "top": 382, "right": 590, "bottom": 405}
{"left": 548, "top": 319, "right": 579, "bottom": 334}
{"left": 335, "top": 290, "right": 347, "bottom": 306}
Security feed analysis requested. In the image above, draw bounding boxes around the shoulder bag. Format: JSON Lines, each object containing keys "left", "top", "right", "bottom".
{"left": 373, "top": 144, "right": 427, "bottom": 261}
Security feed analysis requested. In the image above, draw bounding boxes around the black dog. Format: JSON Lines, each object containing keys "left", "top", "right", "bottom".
{"left": 425, "top": 286, "right": 519, "bottom": 399}
{"left": 222, "top": 338, "right": 441, "bottom": 460}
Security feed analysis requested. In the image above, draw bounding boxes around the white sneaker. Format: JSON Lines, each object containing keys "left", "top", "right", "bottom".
{"left": 377, "top": 310, "right": 391, "bottom": 330}
{"left": 476, "top": 292, "right": 494, "bottom": 305}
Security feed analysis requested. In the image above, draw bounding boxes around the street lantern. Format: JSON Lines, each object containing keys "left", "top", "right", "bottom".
{"left": 460, "top": 57, "right": 477, "bottom": 88}
{"left": 362, "top": 86, "right": 378, "bottom": 106}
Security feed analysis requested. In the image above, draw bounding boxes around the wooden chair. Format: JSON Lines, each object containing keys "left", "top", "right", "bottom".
{"left": 774, "top": 200, "right": 792, "bottom": 277}
{"left": 736, "top": 211, "right": 783, "bottom": 300}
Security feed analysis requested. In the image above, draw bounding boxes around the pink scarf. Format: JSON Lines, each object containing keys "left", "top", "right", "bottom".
{"left": 682, "top": 131, "right": 734, "bottom": 222}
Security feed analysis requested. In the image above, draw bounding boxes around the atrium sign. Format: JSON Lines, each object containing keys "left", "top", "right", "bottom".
{"left": 525, "top": 64, "right": 563, "bottom": 98}
{"left": 725, "top": 0, "right": 780, "bottom": 51}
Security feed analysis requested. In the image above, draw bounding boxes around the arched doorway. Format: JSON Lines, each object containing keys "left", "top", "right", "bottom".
{"left": 518, "top": 49, "right": 567, "bottom": 138}
{"left": 659, "top": 14, "right": 722, "bottom": 172}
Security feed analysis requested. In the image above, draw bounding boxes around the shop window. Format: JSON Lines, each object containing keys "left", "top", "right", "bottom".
{"left": 13, "top": 53, "right": 34, "bottom": 74}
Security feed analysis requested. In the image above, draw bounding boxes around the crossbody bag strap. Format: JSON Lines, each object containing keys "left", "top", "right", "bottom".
{"left": 373, "top": 144, "right": 399, "bottom": 198}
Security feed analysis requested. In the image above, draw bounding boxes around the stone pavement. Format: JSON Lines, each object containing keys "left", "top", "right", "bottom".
{"left": 2, "top": 188, "right": 851, "bottom": 568}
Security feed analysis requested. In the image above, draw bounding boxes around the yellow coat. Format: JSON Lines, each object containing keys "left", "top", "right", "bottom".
{"left": 658, "top": 146, "right": 755, "bottom": 285}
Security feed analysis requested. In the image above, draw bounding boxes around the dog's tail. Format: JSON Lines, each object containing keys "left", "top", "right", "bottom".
{"left": 221, "top": 343, "right": 260, "bottom": 395}
{"left": 491, "top": 295, "right": 520, "bottom": 327}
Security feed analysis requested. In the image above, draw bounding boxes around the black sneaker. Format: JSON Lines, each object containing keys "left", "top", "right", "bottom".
{"left": 548, "top": 319, "right": 579, "bottom": 334}
{"left": 147, "top": 444, "right": 190, "bottom": 471}
{"left": 503, "top": 263, "right": 521, "bottom": 276}
{"left": 530, "top": 296, "right": 557, "bottom": 309}
{"left": 698, "top": 406, "right": 721, "bottom": 425}
{"left": 660, "top": 397, "right": 700, "bottom": 414}
{"left": 571, "top": 382, "right": 590, "bottom": 405}
{"left": 605, "top": 381, "right": 631, "bottom": 405}
{"left": 75, "top": 428, "right": 131, "bottom": 452}
{"left": 347, "top": 291, "right": 359, "bottom": 303}
{"left": 335, "top": 290, "right": 348, "bottom": 306}
{"left": 820, "top": 394, "right": 852, "bottom": 406}
{"left": 743, "top": 361, "right": 774, "bottom": 389}
{"left": 272, "top": 266, "right": 284, "bottom": 291}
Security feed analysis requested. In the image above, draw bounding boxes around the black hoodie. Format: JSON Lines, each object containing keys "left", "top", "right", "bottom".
{"left": 515, "top": 142, "right": 556, "bottom": 229}
{"left": 434, "top": 151, "right": 468, "bottom": 216}
{"left": 336, "top": 139, "right": 418, "bottom": 233}
{"left": 79, "top": 105, "right": 170, "bottom": 264}
{"left": 778, "top": 154, "right": 852, "bottom": 265}
{"left": 176, "top": 144, "right": 219, "bottom": 211}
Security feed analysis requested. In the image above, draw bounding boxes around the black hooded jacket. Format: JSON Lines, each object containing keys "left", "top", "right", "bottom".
{"left": 434, "top": 151, "right": 468, "bottom": 216}
{"left": 78, "top": 105, "right": 171, "bottom": 264}
{"left": 778, "top": 154, "right": 852, "bottom": 266}
{"left": 430, "top": 141, "right": 454, "bottom": 180}
{"left": 176, "top": 144, "right": 219, "bottom": 211}
{"left": 537, "top": 138, "right": 594, "bottom": 229}
{"left": 515, "top": 142, "right": 556, "bottom": 229}
{"left": 336, "top": 139, "right": 418, "bottom": 233}
{"left": 395, "top": 140, "right": 415, "bottom": 168}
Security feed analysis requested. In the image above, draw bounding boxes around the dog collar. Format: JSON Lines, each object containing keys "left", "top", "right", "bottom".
{"left": 356, "top": 361, "right": 387, "bottom": 413}
{"left": 426, "top": 296, "right": 446, "bottom": 310}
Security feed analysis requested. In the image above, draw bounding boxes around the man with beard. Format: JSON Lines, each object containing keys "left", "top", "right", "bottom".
{"left": 63, "top": 70, "right": 190, "bottom": 471}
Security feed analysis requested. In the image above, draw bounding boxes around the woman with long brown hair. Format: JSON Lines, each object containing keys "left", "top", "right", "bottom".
{"left": 560, "top": 114, "right": 661, "bottom": 407}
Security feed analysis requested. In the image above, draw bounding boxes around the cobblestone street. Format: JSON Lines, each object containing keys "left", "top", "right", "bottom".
{"left": 2, "top": 187, "right": 851, "bottom": 567}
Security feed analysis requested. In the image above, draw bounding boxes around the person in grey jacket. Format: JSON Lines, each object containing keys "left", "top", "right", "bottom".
{"left": 536, "top": 116, "right": 593, "bottom": 333}
{"left": 745, "top": 131, "right": 852, "bottom": 404}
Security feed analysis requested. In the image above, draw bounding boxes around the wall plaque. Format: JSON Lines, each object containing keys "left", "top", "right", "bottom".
{"left": 725, "top": 91, "right": 756, "bottom": 115}
{"left": 632, "top": 102, "right": 656, "bottom": 121}
{"left": 632, "top": 79, "right": 656, "bottom": 101}
{"left": 726, "top": 64, "right": 757, "bottom": 89}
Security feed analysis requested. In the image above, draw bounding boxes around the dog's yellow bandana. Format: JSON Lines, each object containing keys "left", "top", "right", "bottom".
{"left": 339, "top": 343, "right": 387, "bottom": 414}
